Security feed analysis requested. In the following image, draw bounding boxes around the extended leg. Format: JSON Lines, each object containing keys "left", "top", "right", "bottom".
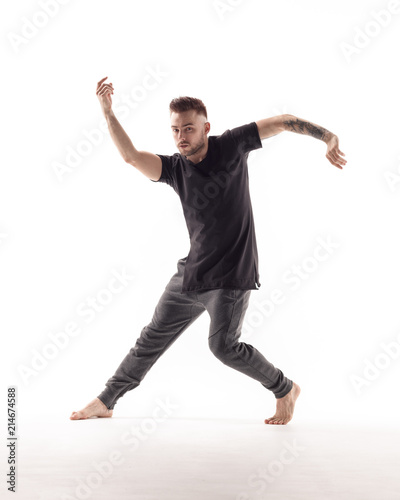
{"left": 70, "top": 258, "right": 205, "bottom": 419}
{"left": 97, "top": 267, "right": 206, "bottom": 410}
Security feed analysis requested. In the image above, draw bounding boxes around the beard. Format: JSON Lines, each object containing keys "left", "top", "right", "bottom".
{"left": 181, "top": 135, "right": 206, "bottom": 158}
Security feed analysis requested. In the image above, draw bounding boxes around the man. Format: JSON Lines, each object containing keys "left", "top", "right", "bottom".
{"left": 70, "top": 77, "right": 346, "bottom": 425}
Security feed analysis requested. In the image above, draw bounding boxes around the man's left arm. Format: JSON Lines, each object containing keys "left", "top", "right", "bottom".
{"left": 255, "top": 114, "right": 347, "bottom": 170}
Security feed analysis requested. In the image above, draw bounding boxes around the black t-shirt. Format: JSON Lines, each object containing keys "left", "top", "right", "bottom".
{"left": 151, "top": 121, "right": 263, "bottom": 293}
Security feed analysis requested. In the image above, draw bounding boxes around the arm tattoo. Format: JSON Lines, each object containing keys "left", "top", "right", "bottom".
{"left": 282, "top": 117, "right": 331, "bottom": 141}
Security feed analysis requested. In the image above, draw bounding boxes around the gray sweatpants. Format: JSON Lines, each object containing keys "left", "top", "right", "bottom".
{"left": 97, "top": 257, "right": 293, "bottom": 409}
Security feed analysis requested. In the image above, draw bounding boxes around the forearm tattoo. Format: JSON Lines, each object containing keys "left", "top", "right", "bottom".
{"left": 283, "top": 117, "right": 331, "bottom": 141}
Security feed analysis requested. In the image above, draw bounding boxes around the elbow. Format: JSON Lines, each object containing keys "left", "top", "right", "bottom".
{"left": 125, "top": 150, "right": 142, "bottom": 167}
{"left": 124, "top": 157, "right": 135, "bottom": 166}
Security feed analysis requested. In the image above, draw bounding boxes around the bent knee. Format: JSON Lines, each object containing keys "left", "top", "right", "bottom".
{"left": 208, "top": 339, "right": 237, "bottom": 362}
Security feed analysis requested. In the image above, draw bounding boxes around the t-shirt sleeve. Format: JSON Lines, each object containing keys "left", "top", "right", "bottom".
{"left": 150, "top": 154, "right": 175, "bottom": 187}
{"left": 229, "top": 121, "right": 263, "bottom": 155}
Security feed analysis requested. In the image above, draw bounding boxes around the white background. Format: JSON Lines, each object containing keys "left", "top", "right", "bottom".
{"left": 1, "top": 0, "right": 400, "bottom": 426}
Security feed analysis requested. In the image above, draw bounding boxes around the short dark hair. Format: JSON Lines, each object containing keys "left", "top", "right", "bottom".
{"left": 169, "top": 96, "right": 207, "bottom": 119}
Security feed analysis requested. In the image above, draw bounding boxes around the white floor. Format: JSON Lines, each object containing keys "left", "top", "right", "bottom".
{"left": 6, "top": 415, "right": 400, "bottom": 500}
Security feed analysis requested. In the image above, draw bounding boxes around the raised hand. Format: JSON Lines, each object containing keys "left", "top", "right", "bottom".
{"left": 96, "top": 76, "right": 114, "bottom": 115}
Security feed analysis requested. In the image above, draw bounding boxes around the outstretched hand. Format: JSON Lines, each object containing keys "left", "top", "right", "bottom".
{"left": 325, "top": 134, "right": 346, "bottom": 169}
{"left": 96, "top": 76, "right": 114, "bottom": 115}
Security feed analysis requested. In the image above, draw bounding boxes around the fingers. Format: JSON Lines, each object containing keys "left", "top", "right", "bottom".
{"left": 96, "top": 77, "right": 114, "bottom": 95}
{"left": 328, "top": 160, "right": 342, "bottom": 169}
{"left": 326, "top": 151, "right": 345, "bottom": 169}
{"left": 97, "top": 83, "right": 114, "bottom": 92}
{"left": 326, "top": 152, "right": 341, "bottom": 169}
{"left": 98, "top": 85, "right": 113, "bottom": 96}
{"left": 325, "top": 135, "right": 347, "bottom": 169}
{"left": 97, "top": 77, "right": 114, "bottom": 89}
{"left": 326, "top": 143, "right": 347, "bottom": 169}
{"left": 329, "top": 157, "right": 343, "bottom": 169}
{"left": 333, "top": 151, "right": 346, "bottom": 165}
{"left": 97, "top": 76, "right": 108, "bottom": 89}
{"left": 96, "top": 82, "right": 114, "bottom": 97}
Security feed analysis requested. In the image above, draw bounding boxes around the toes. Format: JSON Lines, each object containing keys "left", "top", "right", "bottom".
{"left": 265, "top": 416, "right": 289, "bottom": 425}
{"left": 70, "top": 411, "right": 87, "bottom": 420}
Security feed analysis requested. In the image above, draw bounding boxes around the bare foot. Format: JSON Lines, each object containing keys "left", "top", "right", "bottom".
{"left": 70, "top": 397, "right": 113, "bottom": 420}
{"left": 264, "top": 382, "right": 301, "bottom": 425}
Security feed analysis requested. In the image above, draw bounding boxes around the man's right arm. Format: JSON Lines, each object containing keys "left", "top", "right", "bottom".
{"left": 104, "top": 110, "right": 162, "bottom": 181}
{"left": 96, "top": 77, "right": 161, "bottom": 181}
